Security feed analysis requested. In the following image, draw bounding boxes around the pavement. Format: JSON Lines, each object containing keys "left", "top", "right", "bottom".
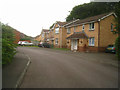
{"left": 2, "top": 48, "right": 31, "bottom": 88}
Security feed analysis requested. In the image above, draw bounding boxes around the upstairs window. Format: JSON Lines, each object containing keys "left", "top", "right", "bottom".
{"left": 42, "top": 33, "right": 44, "bottom": 37}
{"left": 74, "top": 26, "right": 76, "bottom": 32}
{"left": 89, "top": 37, "right": 95, "bottom": 46}
{"left": 67, "top": 28, "right": 71, "bottom": 34}
{"left": 55, "top": 27, "right": 59, "bottom": 34}
{"left": 55, "top": 38, "right": 58, "bottom": 45}
{"left": 89, "top": 23, "right": 94, "bottom": 30}
{"left": 111, "top": 23, "right": 114, "bottom": 32}
{"left": 82, "top": 24, "right": 85, "bottom": 32}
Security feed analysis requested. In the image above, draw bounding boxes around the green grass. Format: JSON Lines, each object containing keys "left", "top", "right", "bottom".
{"left": 52, "top": 48, "right": 70, "bottom": 51}
{"left": 19, "top": 45, "right": 39, "bottom": 47}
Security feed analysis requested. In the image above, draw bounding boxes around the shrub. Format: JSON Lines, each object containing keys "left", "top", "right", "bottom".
{"left": 115, "top": 36, "right": 120, "bottom": 60}
{"left": 50, "top": 44, "right": 54, "bottom": 48}
{"left": 2, "top": 24, "right": 17, "bottom": 65}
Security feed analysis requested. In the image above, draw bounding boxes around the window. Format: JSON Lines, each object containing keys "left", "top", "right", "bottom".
{"left": 55, "top": 27, "right": 59, "bottom": 34}
{"left": 89, "top": 37, "right": 95, "bottom": 46}
{"left": 89, "top": 23, "right": 94, "bottom": 30}
{"left": 111, "top": 23, "right": 113, "bottom": 32}
{"left": 55, "top": 38, "right": 58, "bottom": 45}
{"left": 67, "top": 28, "right": 71, "bottom": 34}
{"left": 74, "top": 26, "right": 76, "bottom": 32}
{"left": 42, "top": 33, "right": 44, "bottom": 37}
{"left": 82, "top": 24, "right": 85, "bottom": 32}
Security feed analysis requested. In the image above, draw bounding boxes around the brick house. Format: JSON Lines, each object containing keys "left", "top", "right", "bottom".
{"left": 13, "top": 29, "right": 31, "bottom": 44}
{"left": 40, "top": 29, "right": 50, "bottom": 43}
{"left": 64, "top": 12, "right": 118, "bottom": 52}
{"left": 34, "top": 34, "right": 42, "bottom": 41}
{"left": 49, "top": 21, "right": 67, "bottom": 48}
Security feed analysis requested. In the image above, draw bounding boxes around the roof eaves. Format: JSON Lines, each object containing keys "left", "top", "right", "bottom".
{"left": 65, "top": 20, "right": 96, "bottom": 28}
{"left": 99, "top": 12, "right": 116, "bottom": 21}
{"left": 64, "top": 19, "right": 80, "bottom": 27}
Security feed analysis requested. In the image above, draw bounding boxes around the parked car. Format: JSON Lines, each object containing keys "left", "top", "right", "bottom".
{"left": 18, "top": 41, "right": 34, "bottom": 46}
{"left": 38, "top": 42, "right": 50, "bottom": 48}
{"left": 38, "top": 42, "right": 43, "bottom": 47}
{"left": 105, "top": 45, "right": 116, "bottom": 53}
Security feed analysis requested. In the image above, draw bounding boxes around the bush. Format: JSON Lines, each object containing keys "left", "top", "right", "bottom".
{"left": 115, "top": 36, "right": 120, "bottom": 60}
{"left": 50, "top": 44, "right": 54, "bottom": 48}
{"left": 2, "top": 39, "right": 16, "bottom": 64}
{"left": 2, "top": 24, "right": 17, "bottom": 65}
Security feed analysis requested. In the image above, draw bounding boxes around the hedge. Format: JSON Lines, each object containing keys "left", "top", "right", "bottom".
{"left": 2, "top": 24, "right": 17, "bottom": 65}
{"left": 115, "top": 36, "right": 120, "bottom": 60}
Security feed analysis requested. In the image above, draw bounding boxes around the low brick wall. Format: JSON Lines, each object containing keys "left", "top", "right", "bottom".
{"left": 78, "top": 47, "right": 86, "bottom": 52}
{"left": 54, "top": 45, "right": 60, "bottom": 48}
{"left": 87, "top": 47, "right": 99, "bottom": 52}
{"left": 98, "top": 47, "right": 106, "bottom": 52}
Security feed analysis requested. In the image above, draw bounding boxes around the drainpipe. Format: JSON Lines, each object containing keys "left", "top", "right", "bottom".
{"left": 98, "top": 19, "right": 100, "bottom": 52}
{"left": 60, "top": 27, "right": 62, "bottom": 48}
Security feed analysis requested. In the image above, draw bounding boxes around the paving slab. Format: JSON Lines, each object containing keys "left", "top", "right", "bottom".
{"left": 2, "top": 49, "right": 29, "bottom": 88}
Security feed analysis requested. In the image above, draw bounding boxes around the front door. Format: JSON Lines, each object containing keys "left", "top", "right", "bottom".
{"left": 71, "top": 39, "right": 78, "bottom": 51}
{"left": 74, "top": 39, "right": 77, "bottom": 50}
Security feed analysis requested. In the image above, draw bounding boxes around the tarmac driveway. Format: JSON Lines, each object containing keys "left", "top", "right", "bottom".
{"left": 19, "top": 47, "right": 118, "bottom": 88}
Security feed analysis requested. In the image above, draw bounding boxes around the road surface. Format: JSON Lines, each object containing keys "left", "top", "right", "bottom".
{"left": 19, "top": 47, "right": 118, "bottom": 88}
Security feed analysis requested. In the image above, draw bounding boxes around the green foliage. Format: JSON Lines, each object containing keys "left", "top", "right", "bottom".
{"left": 50, "top": 44, "right": 54, "bottom": 48}
{"left": 66, "top": 2, "right": 117, "bottom": 21}
{"left": 115, "top": 36, "right": 120, "bottom": 60}
{"left": 114, "top": 2, "right": 120, "bottom": 60}
{"left": 53, "top": 48, "right": 69, "bottom": 51}
{"left": 20, "top": 38, "right": 31, "bottom": 41}
{"left": 114, "top": 2, "right": 120, "bottom": 35}
{"left": 2, "top": 24, "right": 16, "bottom": 65}
{"left": 49, "top": 23, "right": 55, "bottom": 29}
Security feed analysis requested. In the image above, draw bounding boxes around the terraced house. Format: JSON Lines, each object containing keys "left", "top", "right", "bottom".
{"left": 40, "top": 29, "right": 50, "bottom": 43}
{"left": 34, "top": 34, "right": 41, "bottom": 41}
{"left": 49, "top": 21, "right": 67, "bottom": 48}
{"left": 64, "top": 12, "right": 118, "bottom": 52}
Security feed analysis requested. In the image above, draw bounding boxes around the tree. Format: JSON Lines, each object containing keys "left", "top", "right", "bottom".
{"left": 114, "top": 2, "right": 120, "bottom": 60}
{"left": 66, "top": 2, "right": 117, "bottom": 22}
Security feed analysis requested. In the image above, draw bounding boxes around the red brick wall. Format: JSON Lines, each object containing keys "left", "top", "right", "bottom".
{"left": 14, "top": 30, "right": 20, "bottom": 44}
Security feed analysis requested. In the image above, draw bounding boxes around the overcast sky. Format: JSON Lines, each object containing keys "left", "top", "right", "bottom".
{"left": 0, "top": 0, "right": 90, "bottom": 37}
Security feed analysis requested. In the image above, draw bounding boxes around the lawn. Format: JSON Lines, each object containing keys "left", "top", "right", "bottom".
{"left": 52, "top": 48, "right": 70, "bottom": 51}
{"left": 19, "top": 45, "right": 39, "bottom": 47}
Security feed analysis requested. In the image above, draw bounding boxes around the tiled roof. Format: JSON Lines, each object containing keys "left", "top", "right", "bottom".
{"left": 42, "top": 29, "right": 49, "bottom": 32}
{"left": 65, "top": 12, "right": 115, "bottom": 27}
{"left": 57, "top": 21, "right": 67, "bottom": 26}
{"left": 67, "top": 32, "right": 88, "bottom": 39}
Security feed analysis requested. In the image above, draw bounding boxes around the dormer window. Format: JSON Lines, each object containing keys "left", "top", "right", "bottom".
{"left": 89, "top": 22, "right": 94, "bottom": 30}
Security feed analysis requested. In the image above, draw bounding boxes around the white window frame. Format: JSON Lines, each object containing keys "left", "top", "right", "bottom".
{"left": 55, "top": 27, "right": 59, "bottom": 34}
{"left": 67, "top": 28, "right": 71, "bottom": 34}
{"left": 74, "top": 26, "right": 76, "bottom": 32}
{"left": 82, "top": 24, "right": 85, "bottom": 32}
{"left": 42, "top": 33, "right": 44, "bottom": 37}
{"left": 55, "top": 38, "right": 58, "bottom": 45}
{"left": 89, "top": 23, "right": 95, "bottom": 30}
{"left": 89, "top": 37, "right": 95, "bottom": 46}
{"left": 111, "top": 23, "right": 114, "bottom": 32}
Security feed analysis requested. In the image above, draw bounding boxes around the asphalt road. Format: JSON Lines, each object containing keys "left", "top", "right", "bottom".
{"left": 19, "top": 47, "right": 118, "bottom": 88}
